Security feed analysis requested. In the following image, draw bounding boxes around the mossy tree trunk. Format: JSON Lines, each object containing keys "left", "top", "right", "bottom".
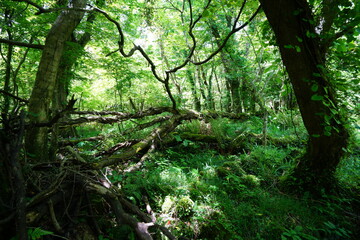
{"left": 259, "top": 0, "right": 349, "bottom": 190}
{"left": 210, "top": 25, "right": 242, "bottom": 113}
{"left": 25, "top": 0, "right": 87, "bottom": 162}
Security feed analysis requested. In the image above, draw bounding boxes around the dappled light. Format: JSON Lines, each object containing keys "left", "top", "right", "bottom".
{"left": 0, "top": 0, "right": 359, "bottom": 239}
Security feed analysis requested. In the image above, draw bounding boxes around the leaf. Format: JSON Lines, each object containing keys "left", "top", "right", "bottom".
{"left": 295, "top": 45, "right": 301, "bottom": 52}
{"left": 324, "top": 115, "right": 332, "bottom": 123}
{"left": 311, "top": 94, "right": 323, "bottom": 101}
{"left": 329, "top": 108, "right": 338, "bottom": 115}
{"left": 311, "top": 84, "right": 319, "bottom": 92}
{"left": 284, "top": 44, "right": 294, "bottom": 49}
{"left": 202, "top": 9, "right": 210, "bottom": 18}
{"left": 28, "top": 228, "right": 53, "bottom": 240}
{"left": 324, "top": 126, "right": 332, "bottom": 134}
{"left": 174, "top": 135, "right": 182, "bottom": 142}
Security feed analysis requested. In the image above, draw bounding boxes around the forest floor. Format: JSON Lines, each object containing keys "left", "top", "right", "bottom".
{"left": 2, "top": 110, "right": 359, "bottom": 240}
{"left": 68, "top": 112, "right": 360, "bottom": 240}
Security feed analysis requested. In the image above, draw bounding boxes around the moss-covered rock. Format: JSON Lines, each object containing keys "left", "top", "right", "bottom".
{"left": 176, "top": 196, "right": 194, "bottom": 217}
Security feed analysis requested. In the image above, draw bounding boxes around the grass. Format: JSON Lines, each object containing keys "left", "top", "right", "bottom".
{"left": 111, "top": 142, "right": 357, "bottom": 239}
{"left": 98, "top": 112, "right": 359, "bottom": 239}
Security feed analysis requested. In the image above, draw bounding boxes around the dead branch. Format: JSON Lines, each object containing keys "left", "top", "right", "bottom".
{"left": 86, "top": 182, "right": 154, "bottom": 240}
{"left": 48, "top": 200, "right": 62, "bottom": 232}
{"left": 121, "top": 115, "right": 172, "bottom": 135}
{"left": 95, "top": 140, "right": 139, "bottom": 157}
{"left": 93, "top": 112, "right": 198, "bottom": 169}
{"left": 0, "top": 38, "right": 44, "bottom": 49}
{"left": 57, "top": 107, "right": 175, "bottom": 127}
{"left": 26, "top": 172, "right": 67, "bottom": 208}
{"left": 119, "top": 196, "right": 177, "bottom": 240}
{"left": 65, "top": 146, "right": 87, "bottom": 163}
{"left": 0, "top": 90, "right": 29, "bottom": 103}
{"left": 59, "top": 136, "right": 105, "bottom": 146}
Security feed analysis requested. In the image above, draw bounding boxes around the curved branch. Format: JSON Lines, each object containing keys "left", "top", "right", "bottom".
{"left": 192, "top": 5, "right": 261, "bottom": 65}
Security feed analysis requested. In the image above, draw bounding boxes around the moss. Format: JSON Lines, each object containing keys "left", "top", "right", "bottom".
{"left": 241, "top": 174, "right": 261, "bottom": 188}
{"left": 176, "top": 196, "right": 194, "bottom": 217}
{"left": 216, "top": 161, "right": 246, "bottom": 178}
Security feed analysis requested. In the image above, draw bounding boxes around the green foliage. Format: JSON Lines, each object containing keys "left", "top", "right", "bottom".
{"left": 1, "top": 0, "right": 359, "bottom": 239}
{"left": 336, "top": 130, "right": 360, "bottom": 187}
{"left": 281, "top": 226, "right": 317, "bottom": 240}
{"left": 27, "top": 228, "right": 54, "bottom": 240}
{"left": 113, "top": 137, "right": 357, "bottom": 239}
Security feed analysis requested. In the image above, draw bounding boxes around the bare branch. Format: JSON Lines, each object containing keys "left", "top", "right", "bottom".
{"left": 86, "top": 182, "right": 154, "bottom": 240}
{"left": 0, "top": 90, "right": 29, "bottom": 103}
{"left": 192, "top": 5, "right": 261, "bottom": 65}
{"left": 232, "top": 0, "right": 247, "bottom": 32}
{"left": 11, "top": 0, "right": 46, "bottom": 13}
{"left": 0, "top": 38, "right": 44, "bottom": 49}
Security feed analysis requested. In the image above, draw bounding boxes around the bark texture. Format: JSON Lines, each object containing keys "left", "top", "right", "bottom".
{"left": 259, "top": 0, "right": 349, "bottom": 190}
{"left": 25, "top": 0, "right": 87, "bottom": 162}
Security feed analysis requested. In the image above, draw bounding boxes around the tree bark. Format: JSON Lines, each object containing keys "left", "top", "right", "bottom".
{"left": 186, "top": 69, "right": 201, "bottom": 111}
{"left": 25, "top": 0, "right": 87, "bottom": 162}
{"left": 259, "top": 0, "right": 349, "bottom": 190}
{"left": 210, "top": 25, "right": 242, "bottom": 113}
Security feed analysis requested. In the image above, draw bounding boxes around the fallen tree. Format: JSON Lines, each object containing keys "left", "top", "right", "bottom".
{"left": 0, "top": 105, "right": 295, "bottom": 239}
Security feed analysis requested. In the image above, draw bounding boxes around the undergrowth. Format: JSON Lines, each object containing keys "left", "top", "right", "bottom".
{"left": 114, "top": 142, "right": 357, "bottom": 239}
{"left": 82, "top": 113, "right": 359, "bottom": 239}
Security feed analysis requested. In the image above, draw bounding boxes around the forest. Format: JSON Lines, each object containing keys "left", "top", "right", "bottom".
{"left": 0, "top": 0, "right": 359, "bottom": 239}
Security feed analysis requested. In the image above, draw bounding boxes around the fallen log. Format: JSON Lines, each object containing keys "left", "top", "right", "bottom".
{"left": 92, "top": 112, "right": 199, "bottom": 169}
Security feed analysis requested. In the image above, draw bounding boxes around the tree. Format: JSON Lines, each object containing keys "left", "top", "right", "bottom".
{"left": 259, "top": 0, "right": 354, "bottom": 191}
{"left": 25, "top": 0, "right": 87, "bottom": 162}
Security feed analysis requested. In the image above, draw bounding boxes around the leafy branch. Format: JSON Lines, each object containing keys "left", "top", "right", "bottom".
{"left": 10, "top": 0, "right": 260, "bottom": 112}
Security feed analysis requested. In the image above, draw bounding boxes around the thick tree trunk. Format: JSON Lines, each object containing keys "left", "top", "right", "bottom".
{"left": 259, "top": 0, "right": 349, "bottom": 190}
{"left": 25, "top": 0, "right": 86, "bottom": 162}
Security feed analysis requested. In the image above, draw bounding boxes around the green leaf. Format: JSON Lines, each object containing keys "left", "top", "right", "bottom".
{"left": 312, "top": 134, "right": 321, "bottom": 138}
{"left": 311, "top": 84, "right": 319, "bottom": 92}
{"left": 311, "top": 94, "right": 323, "bottom": 101}
{"left": 330, "top": 108, "right": 338, "bottom": 115}
{"left": 28, "top": 228, "right": 53, "bottom": 240}
{"left": 324, "top": 115, "right": 332, "bottom": 123}
{"left": 324, "top": 126, "right": 332, "bottom": 135}
{"left": 202, "top": 9, "right": 210, "bottom": 18}
{"left": 284, "top": 45, "right": 294, "bottom": 49}
{"left": 174, "top": 135, "right": 182, "bottom": 142}
{"left": 295, "top": 45, "right": 301, "bottom": 52}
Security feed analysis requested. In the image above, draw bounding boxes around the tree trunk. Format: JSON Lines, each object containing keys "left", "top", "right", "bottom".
{"left": 210, "top": 25, "right": 242, "bottom": 113}
{"left": 186, "top": 69, "right": 201, "bottom": 111}
{"left": 259, "top": 0, "right": 349, "bottom": 190}
{"left": 2, "top": 10, "right": 14, "bottom": 115}
{"left": 25, "top": 0, "right": 87, "bottom": 162}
